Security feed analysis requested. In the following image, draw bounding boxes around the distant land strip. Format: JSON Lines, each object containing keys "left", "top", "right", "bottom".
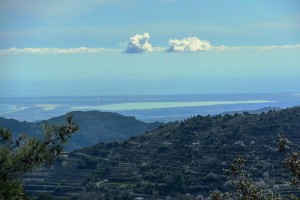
{"left": 72, "top": 100, "right": 276, "bottom": 111}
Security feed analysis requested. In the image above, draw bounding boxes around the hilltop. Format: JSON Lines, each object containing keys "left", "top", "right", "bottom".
{"left": 221, "top": 106, "right": 282, "bottom": 115}
{"left": 24, "top": 106, "right": 300, "bottom": 199}
{"left": 0, "top": 111, "right": 160, "bottom": 151}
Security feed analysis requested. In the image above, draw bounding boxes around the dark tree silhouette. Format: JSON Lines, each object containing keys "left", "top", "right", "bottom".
{"left": 0, "top": 116, "right": 78, "bottom": 200}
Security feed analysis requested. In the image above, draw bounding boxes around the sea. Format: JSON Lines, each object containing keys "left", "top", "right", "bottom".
{"left": 0, "top": 93, "right": 300, "bottom": 122}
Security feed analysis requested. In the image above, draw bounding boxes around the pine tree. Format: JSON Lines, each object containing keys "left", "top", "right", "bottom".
{"left": 0, "top": 116, "right": 78, "bottom": 200}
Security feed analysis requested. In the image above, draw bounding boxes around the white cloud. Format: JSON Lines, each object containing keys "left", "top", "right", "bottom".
{"left": 167, "top": 37, "right": 211, "bottom": 52}
{"left": 0, "top": 47, "right": 116, "bottom": 56}
{"left": 124, "top": 33, "right": 153, "bottom": 54}
{"left": 212, "top": 44, "right": 300, "bottom": 51}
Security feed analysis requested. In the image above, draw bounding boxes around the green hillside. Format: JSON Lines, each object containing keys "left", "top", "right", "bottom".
{"left": 0, "top": 111, "right": 160, "bottom": 151}
{"left": 23, "top": 106, "right": 300, "bottom": 199}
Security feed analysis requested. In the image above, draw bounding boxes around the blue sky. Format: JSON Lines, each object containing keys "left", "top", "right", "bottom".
{"left": 0, "top": 0, "right": 300, "bottom": 97}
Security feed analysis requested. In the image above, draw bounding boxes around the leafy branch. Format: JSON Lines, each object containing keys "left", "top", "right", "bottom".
{"left": 0, "top": 115, "right": 78, "bottom": 200}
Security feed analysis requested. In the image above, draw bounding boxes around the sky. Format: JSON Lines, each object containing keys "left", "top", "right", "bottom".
{"left": 0, "top": 0, "right": 300, "bottom": 97}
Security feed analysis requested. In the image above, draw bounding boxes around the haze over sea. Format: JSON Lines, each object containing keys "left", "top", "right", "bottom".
{"left": 1, "top": 93, "right": 299, "bottom": 123}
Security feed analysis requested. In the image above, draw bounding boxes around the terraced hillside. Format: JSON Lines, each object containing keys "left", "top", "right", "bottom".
{"left": 24, "top": 107, "right": 300, "bottom": 199}
{"left": 23, "top": 153, "right": 94, "bottom": 199}
{"left": 77, "top": 107, "right": 300, "bottom": 199}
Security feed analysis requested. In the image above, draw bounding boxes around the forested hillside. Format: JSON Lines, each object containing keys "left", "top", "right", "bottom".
{"left": 73, "top": 107, "right": 300, "bottom": 199}
{"left": 0, "top": 111, "right": 160, "bottom": 151}
{"left": 24, "top": 106, "right": 300, "bottom": 199}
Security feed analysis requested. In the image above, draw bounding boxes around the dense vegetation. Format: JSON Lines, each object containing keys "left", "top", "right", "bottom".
{"left": 23, "top": 106, "right": 300, "bottom": 199}
{"left": 211, "top": 144, "right": 300, "bottom": 200}
{"left": 0, "top": 111, "right": 160, "bottom": 151}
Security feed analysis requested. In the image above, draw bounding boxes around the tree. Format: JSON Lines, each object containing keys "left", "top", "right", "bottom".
{"left": 278, "top": 136, "right": 300, "bottom": 190}
{"left": 0, "top": 116, "right": 78, "bottom": 200}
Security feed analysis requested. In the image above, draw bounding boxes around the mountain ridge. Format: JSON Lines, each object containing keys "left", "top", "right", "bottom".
{"left": 0, "top": 111, "right": 161, "bottom": 151}
{"left": 72, "top": 106, "right": 300, "bottom": 199}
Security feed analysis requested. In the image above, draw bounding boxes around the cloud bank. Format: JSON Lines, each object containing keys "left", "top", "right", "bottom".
{"left": 124, "top": 33, "right": 153, "bottom": 54}
{"left": 167, "top": 37, "right": 211, "bottom": 52}
{"left": 214, "top": 44, "right": 300, "bottom": 51}
{"left": 0, "top": 44, "right": 299, "bottom": 56}
{"left": 0, "top": 47, "right": 115, "bottom": 56}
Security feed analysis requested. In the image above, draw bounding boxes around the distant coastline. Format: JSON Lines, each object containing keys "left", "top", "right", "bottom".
{"left": 0, "top": 104, "right": 16, "bottom": 113}
{"left": 0, "top": 93, "right": 299, "bottom": 122}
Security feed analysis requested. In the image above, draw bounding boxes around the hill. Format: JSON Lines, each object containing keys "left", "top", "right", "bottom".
{"left": 23, "top": 106, "right": 300, "bottom": 199}
{"left": 0, "top": 111, "right": 161, "bottom": 151}
{"left": 221, "top": 106, "right": 282, "bottom": 115}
